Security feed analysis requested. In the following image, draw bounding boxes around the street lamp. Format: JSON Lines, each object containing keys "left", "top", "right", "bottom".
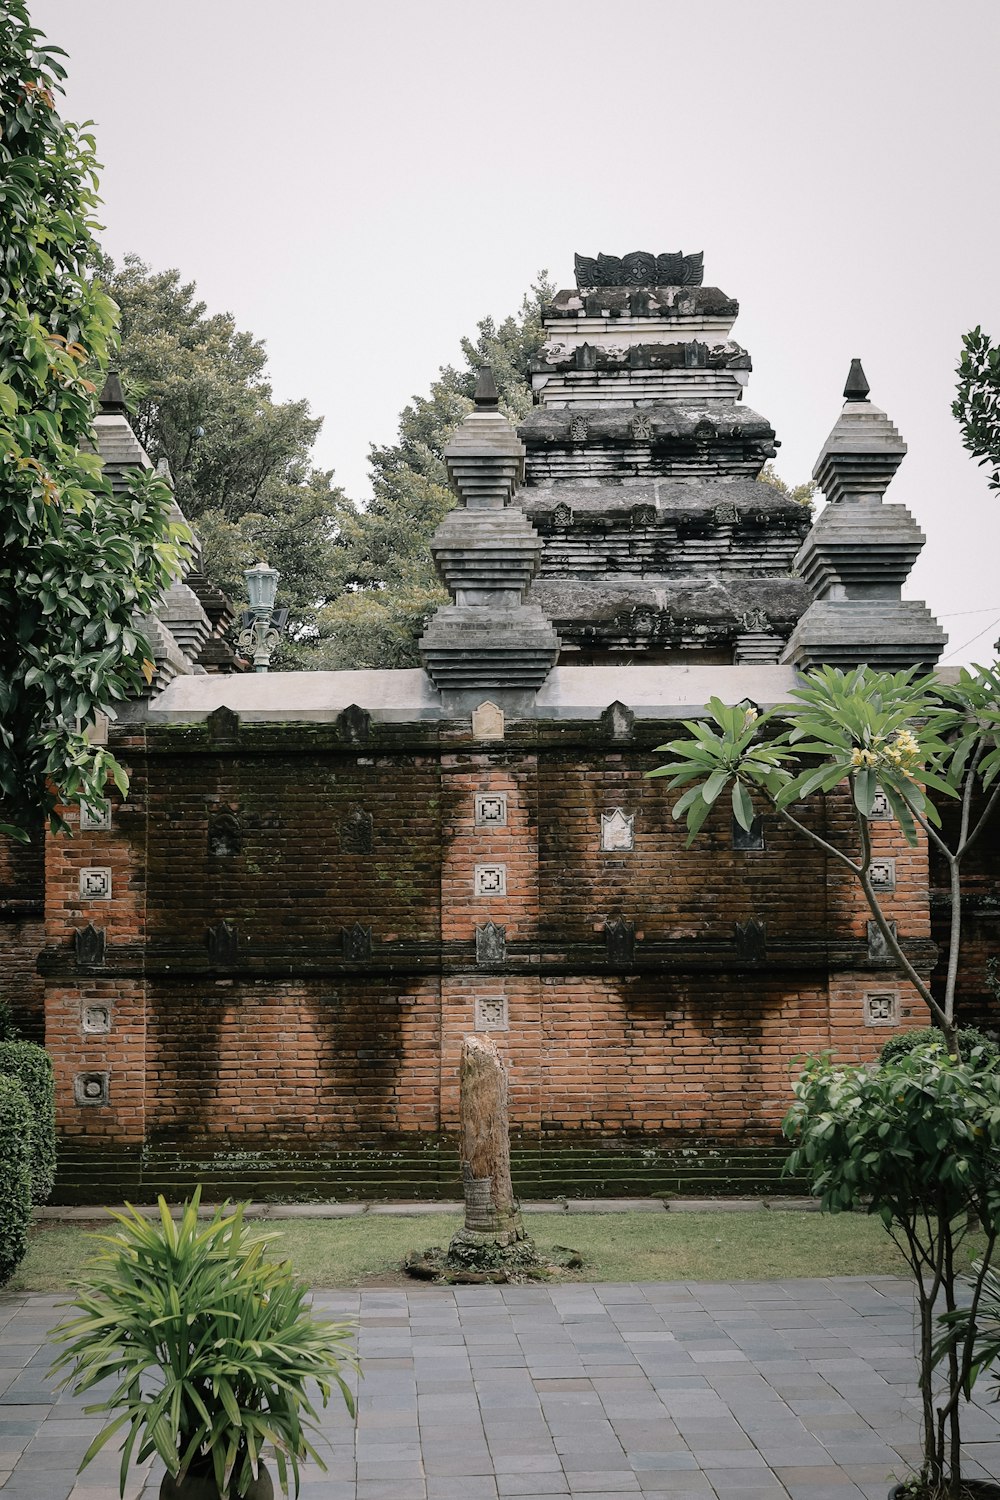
{"left": 239, "top": 560, "right": 282, "bottom": 672}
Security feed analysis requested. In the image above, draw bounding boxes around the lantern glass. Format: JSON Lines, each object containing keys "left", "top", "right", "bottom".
{"left": 245, "top": 561, "right": 279, "bottom": 612}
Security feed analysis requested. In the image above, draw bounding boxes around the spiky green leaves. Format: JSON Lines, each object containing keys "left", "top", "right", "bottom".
{"left": 50, "top": 1188, "right": 356, "bottom": 1499}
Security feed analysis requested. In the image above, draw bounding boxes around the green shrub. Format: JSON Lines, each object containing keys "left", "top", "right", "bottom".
{"left": 0, "top": 1043, "right": 55, "bottom": 1203}
{"left": 785, "top": 1044, "right": 1000, "bottom": 1493}
{"left": 0, "top": 1075, "right": 33, "bottom": 1286}
{"left": 0, "top": 998, "right": 20, "bottom": 1041}
{"left": 878, "top": 1024, "right": 1000, "bottom": 1069}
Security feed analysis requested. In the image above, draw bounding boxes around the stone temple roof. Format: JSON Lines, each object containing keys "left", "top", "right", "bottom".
{"left": 91, "top": 374, "right": 240, "bottom": 689}
{"left": 417, "top": 253, "right": 945, "bottom": 691}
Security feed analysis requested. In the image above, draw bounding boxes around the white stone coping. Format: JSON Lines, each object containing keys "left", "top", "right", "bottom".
{"left": 145, "top": 664, "right": 802, "bottom": 725}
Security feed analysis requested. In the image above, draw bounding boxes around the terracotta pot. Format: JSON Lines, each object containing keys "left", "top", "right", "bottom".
{"left": 159, "top": 1460, "right": 274, "bottom": 1500}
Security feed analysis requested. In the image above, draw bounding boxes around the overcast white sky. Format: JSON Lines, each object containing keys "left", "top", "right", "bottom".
{"left": 29, "top": 0, "right": 1000, "bottom": 664}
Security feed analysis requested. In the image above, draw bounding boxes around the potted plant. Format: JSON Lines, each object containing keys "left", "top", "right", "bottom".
{"left": 784, "top": 1043, "right": 1000, "bottom": 1500}
{"left": 50, "top": 1189, "right": 356, "bottom": 1498}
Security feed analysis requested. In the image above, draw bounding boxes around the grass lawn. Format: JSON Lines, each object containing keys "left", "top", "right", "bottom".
{"left": 11, "top": 1209, "right": 994, "bottom": 1292}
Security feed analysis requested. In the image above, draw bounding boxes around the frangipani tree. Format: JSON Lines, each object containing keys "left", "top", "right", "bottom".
{"left": 653, "top": 665, "right": 1000, "bottom": 1497}
{"left": 648, "top": 663, "right": 1000, "bottom": 1052}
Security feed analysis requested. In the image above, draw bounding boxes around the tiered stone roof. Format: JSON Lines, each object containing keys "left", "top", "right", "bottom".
{"left": 91, "top": 375, "right": 240, "bottom": 692}
{"left": 781, "top": 363, "right": 946, "bottom": 670}
{"left": 515, "top": 250, "right": 812, "bottom": 665}
{"left": 419, "top": 371, "right": 559, "bottom": 694}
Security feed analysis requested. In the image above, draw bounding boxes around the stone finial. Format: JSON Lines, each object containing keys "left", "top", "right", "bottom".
{"left": 443, "top": 369, "right": 525, "bottom": 509}
{"left": 474, "top": 366, "right": 499, "bottom": 409}
{"left": 574, "top": 251, "right": 705, "bottom": 288}
{"left": 811, "top": 387, "right": 906, "bottom": 507}
{"left": 99, "top": 370, "right": 127, "bottom": 414}
{"left": 843, "top": 359, "right": 870, "bottom": 402}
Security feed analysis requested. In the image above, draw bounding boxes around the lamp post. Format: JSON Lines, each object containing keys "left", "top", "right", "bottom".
{"left": 239, "top": 560, "right": 281, "bottom": 672}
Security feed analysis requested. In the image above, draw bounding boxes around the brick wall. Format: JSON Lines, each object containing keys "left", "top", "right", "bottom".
{"left": 27, "top": 712, "right": 943, "bottom": 1201}
{"left": 0, "top": 822, "right": 45, "bottom": 1039}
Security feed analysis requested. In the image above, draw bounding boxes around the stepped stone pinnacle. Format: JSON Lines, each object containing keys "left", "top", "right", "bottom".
{"left": 782, "top": 367, "right": 945, "bottom": 672}
{"left": 812, "top": 377, "right": 906, "bottom": 506}
{"left": 420, "top": 367, "right": 560, "bottom": 694}
{"left": 443, "top": 375, "right": 525, "bottom": 510}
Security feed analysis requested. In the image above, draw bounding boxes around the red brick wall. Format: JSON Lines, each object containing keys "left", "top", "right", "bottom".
{"left": 32, "top": 717, "right": 939, "bottom": 1199}
{"left": 0, "top": 828, "right": 44, "bottom": 1039}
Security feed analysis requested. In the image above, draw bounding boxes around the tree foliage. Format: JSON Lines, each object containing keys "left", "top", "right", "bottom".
{"left": 953, "top": 326, "right": 1000, "bottom": 494}
{"left": 759, "top": 462, "right": 815, "bottom": 508}
{"left": 312, "top": 277, "right": 555, "bottom": 669}
{"left": 0, "top": 5, "right": 187, "bottom": 841}
{"left": 649, "top": 663, "right": 1000, "bottom": 1045}
{"left": 103, "top": 255, "right": 345, "bottom": 665}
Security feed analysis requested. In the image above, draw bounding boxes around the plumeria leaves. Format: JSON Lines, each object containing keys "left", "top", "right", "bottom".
{"left": 648, "top": 663, "right": 1000, "bottom": 851}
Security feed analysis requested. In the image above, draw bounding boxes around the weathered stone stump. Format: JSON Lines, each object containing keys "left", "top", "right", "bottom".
{"left": 445, "top": 1035, "right": 537, "bottom": 1273}
{"left": 405, "top": 1034, "right": 555, "bottom": 1281}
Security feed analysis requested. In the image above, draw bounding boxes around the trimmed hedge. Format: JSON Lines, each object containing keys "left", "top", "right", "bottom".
{"left": 879, "top": 1026, "right": 1000, "bottom": 1070}
{"left": 0, "top": 1075, "right": 32, "bottom": 1286}
{"left": 0, "top": 1043, "right": 55, "bottom": 1203}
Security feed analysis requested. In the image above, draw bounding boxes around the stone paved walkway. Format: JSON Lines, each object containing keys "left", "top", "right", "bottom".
{"left": 3, "top": 1278, "right": 1000, "bottom": 1499}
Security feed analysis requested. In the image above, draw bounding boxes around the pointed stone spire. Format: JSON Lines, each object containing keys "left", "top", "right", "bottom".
{"left": 843, "top": 359, "right": 870, "bottom": 402}
{"left": 812, "top": 369, "right": 906, "bottom": 506}
{"left": 443, "top": 366, "right": 526, "bottom": 509}
{"left": 781, "top": 375, "right": 945, "bottom": 672}
{"left": 420, "top": 370, "right": 559, "bottom": 695}
{"left": 99, "top": 369, "right": 127, "bottom": 415}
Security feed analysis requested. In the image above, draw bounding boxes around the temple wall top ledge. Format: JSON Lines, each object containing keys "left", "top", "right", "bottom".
{"left": 143, "top": 663, "right": 803, "bottom": 725}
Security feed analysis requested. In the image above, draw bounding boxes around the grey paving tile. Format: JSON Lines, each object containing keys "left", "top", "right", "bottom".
{"left": 0, "top": 1277, "right": 958, "bottom": 1500}
{"left": 497, "top": 1476, "right": 570, "bottom": 1495}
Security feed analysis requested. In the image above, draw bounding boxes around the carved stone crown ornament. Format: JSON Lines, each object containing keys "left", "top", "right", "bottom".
{"left": 574, "top": 250, "right": 705, "bottom": 289}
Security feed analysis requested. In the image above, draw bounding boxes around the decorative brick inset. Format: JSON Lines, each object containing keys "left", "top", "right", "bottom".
{"left": 82, "top": 1003, "right": 112, "bottom": 1035}
{"left": 864, "top": 990, "right": 899, "bottom": 1026}
{"left": 80, "top": 800, "right": 112, "bottom": 832}
{"left": 475, "top": 864, "right": 507, "bottom": 897}
{"left": 79, "top": 867, "right": 112, "bottom": 901}
{"left": 74, "top": 1070, "right": 109, "bottom": 1106}
{"left": 870, "top": 786, "right": 891, "bottom": 820}
{"left": 732, "top": 814, "right": 765, "bottom": 851}
{"left": 476, "top": 923, "right": 506, "bottom": 965}
{"left": 474, "top": 995, "right": 509, "bottom": 1032}
{"left": 600, "top": 809, "right": 634, "bottom": 852}
{"left": 475, "top": 793, "right": 508, "bottom": 828}
{"left": 869, "top": 857, "right": 896, "bottom": 891}
{"left": 472, "top": 702, "right": 504, "bottom": 741}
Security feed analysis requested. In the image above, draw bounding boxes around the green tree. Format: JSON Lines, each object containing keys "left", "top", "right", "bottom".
{"left": 953, "top": 326, "right": 1000, "bottom": 493}
{"left": 649, "top": 664, "right": 1000, "bottom": 1051}
{"left": 785, "top": 1043, "right": 1000, "bottom": 1497}
{"left": 759, "top": 462, "right": 815, "bottom": 508}
{"left": 312, "top": 277, "right": 554, "bottom": 669}
{"left": 103, "top": 255, "right": 344, "bottom": 665}
{"left": 0, "top": 5, "right": 187, "bottom": 842}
